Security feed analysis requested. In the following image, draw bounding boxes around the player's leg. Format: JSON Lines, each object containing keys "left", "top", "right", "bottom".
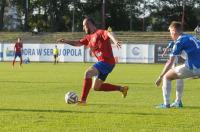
{"left": 159, "top": 69, "right": 179, "bottom": 108}
{"left": 93, "top": 79, "right": 128, "bottom": 98}
{"left": 92, "top": 69, "right": 128, "bottom": 98}
{"left": 56, "top": 55, "right": 58, "bottom": 64}
{"left": 170, "top": 65, "right": 194, "bottom": 107}
{"left": 93, "top": 77, "right": 121, "bottom": 91}
{"left": 170, "top": 79, "right": 184, "bottom": 108}
{"left": 79, "top": 66, "right": 99, "bottom": 104}
{"left": 171, "top": 59, "right": 184, "bottom": 106}
{"left": 12, "top": 53, "right": 17, "bottom": 67}
{"left": 12, "top": 58, "right": 16, "bottom": 67}
{"left": 19, "top": 54, "right": 23, "bottom": 67}
{"left": 54, "top": 55, "right": 55, "bottom": 64}
{"left": 175, "top": 79, "right": 184, "bottom": 102}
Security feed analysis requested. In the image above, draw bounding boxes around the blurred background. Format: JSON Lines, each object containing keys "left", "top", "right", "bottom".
{"left": 0, "top": 0, "right": 200, "bottom": 32}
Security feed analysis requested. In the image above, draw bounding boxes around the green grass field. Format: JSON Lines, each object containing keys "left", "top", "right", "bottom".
{"left": 1, "top": 62, "right": 200, "bottom": 132}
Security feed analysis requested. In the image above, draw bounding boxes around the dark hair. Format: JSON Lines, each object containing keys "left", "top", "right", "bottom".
{"left": 169, "top": 21, "right": 183, "bottom": 33}
{"left": 85, "top": 16, "right": 96, "bottom": 26}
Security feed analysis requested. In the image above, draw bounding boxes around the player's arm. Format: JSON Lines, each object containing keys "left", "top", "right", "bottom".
{"left": 162, "top": 41, "right": 174, "bottom": 57}
{"left": 57, "top": 38, "right": 83, "bottom": 47}
{"left": 161, "top": 48, "right": 169, "bottom": 57}
{"left": 13, "top": 44, "right": 16, "bottom": 52}
{"left": 155, "top": 56, "right": 176, "bottom": 87}
{"left": 107, "top": 31, "right": 121, "bottom": 49}
{"left": 21, "top": 43, "right": 23, "bottom": 52}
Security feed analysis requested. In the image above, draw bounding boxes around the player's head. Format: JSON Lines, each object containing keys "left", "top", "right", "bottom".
{"left": 83, "top": 17, "right": 96, "bottom": 34}
{"left": 168, "top": 21, "right": 183, "bottom": 40}
{"left": 17, "top": 37, "right": 21, "bottom": 42}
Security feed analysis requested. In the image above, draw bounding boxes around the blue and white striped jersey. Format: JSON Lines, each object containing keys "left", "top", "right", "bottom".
{"left": 170, "top": 34, "right": 200, "bottom": 69}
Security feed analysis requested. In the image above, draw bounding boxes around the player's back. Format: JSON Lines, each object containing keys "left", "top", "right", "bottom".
{"left": 179, "top": 34, "right": 200, "bottom": 69}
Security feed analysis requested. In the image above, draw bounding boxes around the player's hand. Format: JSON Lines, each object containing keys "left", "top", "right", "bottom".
{"left": 115, "top": 41, "right": 122, "bottom": 49}
{"left": 161, "top": 48, "right": 168, "bottom": 57}
{"left": 155, "top": 76, "right": 162, "bottom": 87}
{"left": 56, "top": 38, "right": 65, "bottom": 43}
{"left": 161, "top": 53, "right": 165, "bottom": 57}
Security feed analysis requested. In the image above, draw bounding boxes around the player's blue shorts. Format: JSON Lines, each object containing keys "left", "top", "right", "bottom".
{"left": 14, "top": 52, "right": 22, "bottom": 58}
{"left": 93, "top": 61, "right": 115, "bottom": 81}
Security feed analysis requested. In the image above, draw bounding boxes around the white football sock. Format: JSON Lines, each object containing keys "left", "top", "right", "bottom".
{"left": 175, "top": 79, "right": 184, "bottom": 103}
{"left": 162, "top": 78, "right": 171, "bottom": 105}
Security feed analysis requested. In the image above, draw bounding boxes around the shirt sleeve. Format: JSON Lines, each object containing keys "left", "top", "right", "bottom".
{"left": 170, "top": 41, "right": 183, "bottom": 57}
{"left": 102, "top": 30, "right": 109, "bottom": 40}
{"left": 79, "top": 36, "right": 89, "bottom": 46}
{"left": 167, "top": 41, "right": 174, "bottom": 49}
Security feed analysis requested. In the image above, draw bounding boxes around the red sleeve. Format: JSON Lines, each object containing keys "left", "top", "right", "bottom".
{"left": 14, "top": 43, "right": 16, "bottom": 49}
{"left": 79, "top": 35, "right": 89, "bottom": 46}
{"left": 102, "top": 30, "right": 109, "bottom": 40}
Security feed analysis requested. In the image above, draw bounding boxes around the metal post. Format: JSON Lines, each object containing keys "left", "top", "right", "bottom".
{"left": 181, "top": 4, "right": 185, "bottom": 30}
{"left": 72, "top": 0, "right": 75, "bottom": 32}
{"left": 102, "top": 0, "right": 105, "bottom": 29}
{"left": 129, "top": 0, "right": 132, "bottom": 31}
{"left": 142, "top": 1, "right": 146, "bottom": 31}
{"left": 142, "top": 18, "right": 145, "bottom": 31}
{"left": 25, "top": 0, "right": 29, "bottom": 31}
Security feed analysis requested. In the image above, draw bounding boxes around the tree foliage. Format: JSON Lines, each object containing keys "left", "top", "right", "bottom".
{"left": 0, "top": 0, "right": 200, "bottom": 31}
{"left": 0, "top": 0, "right": 7, "bottom": 30}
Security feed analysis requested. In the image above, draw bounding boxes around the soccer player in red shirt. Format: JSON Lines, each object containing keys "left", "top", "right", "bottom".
{"left": 12, "top": 37, "right": 23, "bottom": 68}
{"left": 57, "top": 17, "right": 129, "bottom": 105}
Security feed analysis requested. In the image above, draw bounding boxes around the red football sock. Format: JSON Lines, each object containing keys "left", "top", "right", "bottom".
{"left": 20, "top": 60, "right": 22, "bottom": 66}
{"left": 99, "top": 83, "right": 121, "bottom": 91}
{"left": 80, "top": 78, "right": 92, "bottom": 102}
{"left": 12, "top": 60, "right": 15, "bottom": 66}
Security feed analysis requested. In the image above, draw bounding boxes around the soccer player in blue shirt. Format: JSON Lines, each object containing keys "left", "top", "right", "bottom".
{"left": 162, "top": 41, "right": 184, "bottom": 108}
{"left": 155, "top": 21, "right": 200, "bottom": 108}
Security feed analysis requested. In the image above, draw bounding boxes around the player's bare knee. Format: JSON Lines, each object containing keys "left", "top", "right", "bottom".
{"left": 163, "top": 75, "right": 168, "bottom": 80}
{"left": 93, "top": 86, "right": 100, "bottom": 91}
{"left": 164, "top": 74, "right": 174, "bottom": 80}
{"left": 84, "top": 71, "right": 93, "bottom": 78}
{"left": 93, "top": 83, "right": 102, "bottom": 91}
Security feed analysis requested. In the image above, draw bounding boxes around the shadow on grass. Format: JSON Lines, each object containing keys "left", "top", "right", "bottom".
{"left": 0, "top": 107, "right": 163, "bottom": 116}
{"left": 0, "top": 80, "right": 66, "bottom": 84}
{"left": 183, "top": 106, "right": 200, "bottom": 109}
{"left": 0, "top": 81, "right": 152, "bottom": 85}
{"left": 118, "top": 82, "right": 152, "bottom": 85}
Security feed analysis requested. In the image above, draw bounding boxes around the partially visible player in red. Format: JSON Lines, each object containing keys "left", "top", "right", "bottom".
{"left": 57, "top": 17, "right": 129, "bottom": 105}
{"left": 12, "top": 37, "right": 23, "bottom": 68}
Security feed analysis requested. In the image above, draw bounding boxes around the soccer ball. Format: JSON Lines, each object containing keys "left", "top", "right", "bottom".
{"left": 65, "top": 92, "right": 78, "bottom": 104}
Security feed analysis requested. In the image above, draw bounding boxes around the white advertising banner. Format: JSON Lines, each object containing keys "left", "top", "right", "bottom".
{"left": 2, "top": 43, "right": 155, "bottom": 63}
{"left": 126, "top": 44, "right": 154, "bottom": 63}
{"left": 38, "top": 44, "right": 56, "bottom": 62}
{"left": 3, "top": 43, "right": 15, "bottom": 61}
{"left": 63, "top": 44, "right": 84, "bottom": 62}
{"left": 3, "top": 43, "right": 84, "bottom": 62}
{"left": 23, "top": 44, "right": 40, "bottom": 61}
{"left": 112, "top": 44, "right": 127, "bottom": 63}
{"left": 0, "top": 43, "right": 3, "bottom": 61}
